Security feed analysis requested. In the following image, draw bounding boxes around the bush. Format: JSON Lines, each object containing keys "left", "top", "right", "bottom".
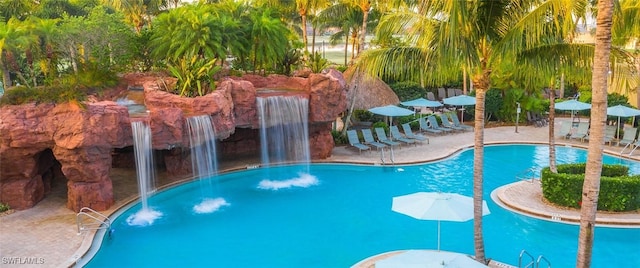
{"left": 389, "top": 81, "right": 428, "bottom": 101}
{"left": 331, "top": 130, "right": 348, "bottom": 145}
{"left": 541, "top": 163, "right": 640, "bottom": 211}
{"left": 0, "top": 202, "right": 9, "bottom": 213}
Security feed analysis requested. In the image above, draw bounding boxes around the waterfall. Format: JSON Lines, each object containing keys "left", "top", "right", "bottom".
{"left": 256, "top": 96, "right": 318, "bottom": 190}
{"left": 127, "top": 121, "right": 162, "bottom": 226}
{"left": 257, "top": 96, "right": 311, "bottom": 166}
{"left": 186, "top": 115, "right": 228, "bottom": 214}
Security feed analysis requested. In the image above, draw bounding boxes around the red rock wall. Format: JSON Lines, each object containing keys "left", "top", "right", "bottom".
{"left": 0, "top": 102, "right": 130, "bottom": 211}
{"left": 0, "top": 71, "right": 347, "bottom": 211}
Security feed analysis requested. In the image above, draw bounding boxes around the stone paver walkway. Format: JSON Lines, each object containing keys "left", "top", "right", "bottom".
{"left": 1, "top": 118, "right": 639, "bottom": 268}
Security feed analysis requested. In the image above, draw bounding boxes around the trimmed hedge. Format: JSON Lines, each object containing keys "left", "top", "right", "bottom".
{"left": 541, "top": 163, "right": 640, "bottom": 212}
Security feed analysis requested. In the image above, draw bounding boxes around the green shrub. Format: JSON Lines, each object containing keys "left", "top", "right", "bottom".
{"left": 331, "top": 130, "right": 348, "bottom": 145}
{"left": 0, "top": 202, "right": 10, "bottom": 213}
{"left": 353, "top": 109, "right": 375, "bottom": 122}
{"left": 389, "top": 81, "right": 427, "bottom": 102}
{"left": 0, "top": 67, "right": 118, "bottom": 106}
{"left": 541, "top": 163, "right": 640, "bottom": 211}
{"left": 372, "top": 121, "right": 388, "bottom": 133}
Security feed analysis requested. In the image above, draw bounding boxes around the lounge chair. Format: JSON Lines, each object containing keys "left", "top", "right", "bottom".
{"left": 447, "top": 88, "right": 456, "bottom": 98}
{"left": 437, "top": 88, "right": 447, "bottom": 101}
{"left": 361, "top": 128, "right": 387, "bottom": 151}
{"left": 572, "top": 122, "right": 589, "bottom": 141}
{"left": 584, "top": 125, "right": 616, "bottom": 145}
{"left": 418, "top": 117, "right": 443, "bottom": 135}
{"left": 617, "top": 127, "right": 637, "bottom": 146}
{"left": 374, "top": 127, "right": 401, "bottom": 148}
{"left": 401, "top": 123, "right": 429, "bottom": 144}
{"left": 558, "top": 122, "right": 572, "bottom": 139}
{"left": 346, "top": 130, "right": 370, "bottom": 154}
{"left": 389, "top": 125, "right": 417, "bottom": 146}
{"left": 427, "top": 115, "right": 454, "bottom": 133}
{"left": 438, "top": 114, "right": 464, "bottom": 131}
{"left": 426, "top": 92, "right": 437, "bottom": 101}
{"left": 447, "top": 113, "right": 473, "bottom": 131}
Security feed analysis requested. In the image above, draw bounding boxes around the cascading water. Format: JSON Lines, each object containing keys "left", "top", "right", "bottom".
{"left": 186, "top": 115, "right": 228, "bottom": 214}
{"left": 127, "top": 121, "right": 162, "bottom": 226}
{"left": 256, "top": 96, "right": 318, "bottom": 190}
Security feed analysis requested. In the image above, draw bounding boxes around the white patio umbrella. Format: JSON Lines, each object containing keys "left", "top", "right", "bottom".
{"left": 554, "top": 99, "right": 591, "bottom": 122}
{"left": 391, "top": 192, "right": 490, "bottom": 251}
{"left": 375, "top": 250, "right": 488, "bottom": 268}
{"left": 443, "top": 95, "right": 476, "bottom": 123}
{"left": 606, "top": 105, "right": 640, "bottom": 138}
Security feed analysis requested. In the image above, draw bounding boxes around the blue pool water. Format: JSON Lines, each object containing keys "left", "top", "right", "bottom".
{"left": 85, "top": 145, "right": 640, "bottom": 267}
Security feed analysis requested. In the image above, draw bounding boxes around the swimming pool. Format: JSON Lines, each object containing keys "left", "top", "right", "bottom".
{"left": 83, "top": 144, "right": 640, "bottom": 267}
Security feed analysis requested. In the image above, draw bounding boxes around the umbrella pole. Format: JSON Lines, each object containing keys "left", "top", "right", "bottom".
{"left": 437, "top": 220, "right": 441, "bottom": 251}
{"left": 618, "top": 116, "right": 621, "bottom": 139}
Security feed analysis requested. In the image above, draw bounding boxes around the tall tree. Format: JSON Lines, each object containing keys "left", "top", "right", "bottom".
{"left": 577, "top": 0, "right": 613, "bottom": 266}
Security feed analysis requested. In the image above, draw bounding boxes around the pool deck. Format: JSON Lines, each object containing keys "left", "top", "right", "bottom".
{"left": 1, "top": 118, "right": 639, "bottom": 268}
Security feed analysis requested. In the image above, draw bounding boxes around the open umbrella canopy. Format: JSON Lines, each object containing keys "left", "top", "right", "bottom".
{"left": 443, "top": 95, "right": 476, "bottom": 106}
{"left": 368, "top": 105, "right": 415, "bottom": 117}
{"left": 375, "top": 250, "right": 488, "bottom": 268}
{"left": 392, "top": 192, "right": 489, "bottom": 221}
{"left": 607, "top": 105, "right": 640, "bottom": 117}
{"left": 401, "top": 98, "right": 443, "bottom": 108}
{"left": 554, "top": 99, "right": 591, "bottom": 111}
{"left": 392, "top": 192, "right": 490, "bottom": 251}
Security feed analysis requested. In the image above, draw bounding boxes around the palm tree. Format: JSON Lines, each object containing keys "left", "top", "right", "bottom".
{"left": 577, "top": 1, "right": 614, "bottom": 266}
{"left": 296, "top": 0, "right": 330, "bottom": 53}
{"left": 356, "top": 0, "right": 635, "bottom": 263}
{"left": 316, "top": 4, "right": 362, "bottom": 65}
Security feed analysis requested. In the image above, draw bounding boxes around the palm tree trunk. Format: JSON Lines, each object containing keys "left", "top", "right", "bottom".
{"left": 344, "top": 29, "right": 349, "bottom": 66}
{"left": 577, "top": 0, "right": 613, "bottom": 267}
{"left": 358, "top": 2, "right": 370, "bottom": 57}
{"left": 301, "top": 14, "right": 308, "bottom": 52}
{"left": 549, "top": 84, "right": 557, "bottom": 173}
{"left": 472, "top": 67, "right": 490, "bottom": 264}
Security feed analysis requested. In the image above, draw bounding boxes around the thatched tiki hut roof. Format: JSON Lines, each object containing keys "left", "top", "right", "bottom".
{"left": 343, "top": 67, "right": 400, "bottom": 110}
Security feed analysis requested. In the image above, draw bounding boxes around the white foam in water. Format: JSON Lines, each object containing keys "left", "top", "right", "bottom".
{"left": 257, "top": 173, "right": 319, "bottom": 190}
{"left": 126, "top": 208, "right": 163, "bottom": 226}
{"left": 193, "top": 197, "right": 230, "bottom": 214}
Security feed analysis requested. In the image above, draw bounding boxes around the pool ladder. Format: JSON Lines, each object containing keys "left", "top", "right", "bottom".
{"left": 519, "top": 249, "right": 551, "bottom": 268}
{"left": 380, "top": 147, "right": 395, "bottom": 165}
{"left": 516, "top": 168, "right": 539, "bottom": 182}
{"left": 76, "top": 207, "right": 111, "bottom": 235}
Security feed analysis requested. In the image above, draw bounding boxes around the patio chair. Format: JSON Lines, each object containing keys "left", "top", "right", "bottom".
{"left": 401, "top": 123, "right": 429, "bottom": 144}
{"left": 346, "top": 130, "right": 370, "bottom": 154}
{"left": 454, "top": 89, "right": 463, "bottom": 96}
{"left": 418, "top": 117, "right": 444, "bottom": 135}
{"left": 617, "top": 127, "right": 637, "bottom": 146}
{"left": 390, "top": 125, "right": 417, "bottom": 146}
{"left": 447, "top": 112, "right": 473, "bottom": 131}
{"left": 374, "top": 127, "right": 402, "bottom": 148}
{"left": 572, "top": 122, "right": 590, "bottom": 141}
{"left": 361, "top": 128, "right": 387, "bottom": 151}
{"left": 426, "top": 92, "right": 437, "bottom": 101}
{"left": 447, "top": 88, "right": 456, "bottom": 98}
{"left": 584, "top": 125, "right": 616, "bottom": 145}
{"left": 438, "top": 114, "right": 464, "bottom": 132}
{"left": 557, "top": 122, "right": 572, "bottom": 139}
{"left": 437, "top": 88, "right": 447, "bottom": 101}
{"left": 427, "top": 115, "right": 454, "bottom": 133}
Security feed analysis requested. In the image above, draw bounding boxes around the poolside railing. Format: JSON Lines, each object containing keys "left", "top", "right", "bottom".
{"left": 76, "top": 207, "right": 111, "bottom": 235}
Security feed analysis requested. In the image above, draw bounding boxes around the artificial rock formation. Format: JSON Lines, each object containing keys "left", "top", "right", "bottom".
{"left": 0, "top": 70, "right": 347, "bottom": 211}
{"left": 0, "top": 102, "right": 131, "bottom": 211}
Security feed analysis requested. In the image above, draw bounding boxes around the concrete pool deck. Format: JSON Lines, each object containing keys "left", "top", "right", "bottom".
{"left": 1, "top": 118, "right": 639, "bottom": 267}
